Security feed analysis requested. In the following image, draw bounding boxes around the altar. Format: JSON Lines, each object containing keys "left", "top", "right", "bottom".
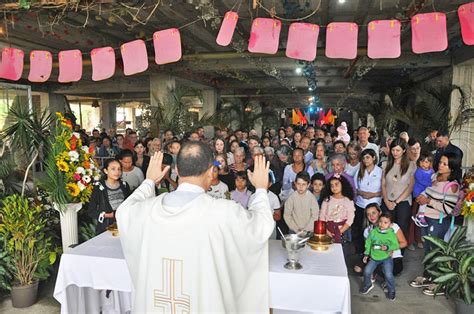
{"left": 54, "top": 232, "right": 350, "bottom": 313}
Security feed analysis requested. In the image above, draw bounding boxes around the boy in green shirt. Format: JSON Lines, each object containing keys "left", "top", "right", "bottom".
{"left": 360, "top": 213, "right": 399, "bottom": 300}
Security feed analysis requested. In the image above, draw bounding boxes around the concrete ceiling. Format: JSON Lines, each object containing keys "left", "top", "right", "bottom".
{"left": 1, "top": 0, "right": 473, "bottom": 108}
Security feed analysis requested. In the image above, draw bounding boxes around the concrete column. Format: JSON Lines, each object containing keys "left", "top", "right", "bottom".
{"left": 48, "top": 93, "right": 68, "bottom": 113}
{"left": 99, "top": 102, "right": 117, "bottom": 130}
{"left": 200, "top": 89, "right": 217, "bottom": 138}
{"left": 150, "top": 74, "right": 176, "bottom": 136}
{"left": 450, "top": 59, "right": 474, "bottom": 168}
{"left": 249, "top": 100, "right": 262, "bottom": 137}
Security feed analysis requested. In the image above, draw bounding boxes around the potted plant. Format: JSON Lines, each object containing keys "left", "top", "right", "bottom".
{"left": 40, "top": 112, "right": 101, "bottom": 251}
{"left": 0, "top": 194, "right": 57, "bottom": 308}
{"left": 423, "top": 226, "right": 474, "bottom": 314}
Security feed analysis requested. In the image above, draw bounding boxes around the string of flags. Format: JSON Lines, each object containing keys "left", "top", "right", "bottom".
{"left": 0, "top": 2, "right": 473, "bottom": 83}
{"left": 292, "top": 108, "right": 335, "bottom": 127}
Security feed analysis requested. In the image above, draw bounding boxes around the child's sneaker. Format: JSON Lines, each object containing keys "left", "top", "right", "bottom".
{"left": 359, "top": 283, "right": 374, "bottom": 294}
{"left": 412, "top": 215, "right": 428, "bottom": 228}
{"left": 387, "top": 291, "right": 396, "bottom": 301}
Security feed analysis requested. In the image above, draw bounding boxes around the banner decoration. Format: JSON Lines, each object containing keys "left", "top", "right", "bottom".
{"left": 286, "top": 22, "right": 319, "bottom": 61}
{"left": 0, "top": 48, "right": 24, "bottom": 81}
{"left": 153, "top": 28, "right": 182, "bottom": 65}
{"left": 296, "top": 109, "right": 307, "bottom": 125}
{"left": 248, "top": 18, "right": 281, "bottom": 54}
{"left": 325, "top": 22, "right": 358, "bottom": 59}
{"left": 216, "top": 11, "right": 238, "bottom": 47}
{"left": 121, "top": 39, "right": 148, "bottom": 76}
{"left": 325, "top": 109, "right": 335, "bottom": 125}
{"left": 411, "top": 13, "right": 448, "bottom": 54}
{"left": 291, "top": 109, "right": 301, "bottom": 125}
{"left": 458, "top": 2, "right": 474, "bottom": 46}
{"left": 28, "top": 50, "right": 52, "bottom": 82}
{"left": 58, "top": 49, "right": 82, "bottom": 83}
{"left": 91, "top": 47, "right": 115, "bottom": 82}
{"left": 367, "top": 20, "right": 401, "bottom": 59}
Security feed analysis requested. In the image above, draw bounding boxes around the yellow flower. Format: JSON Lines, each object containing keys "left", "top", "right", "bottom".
{"left": 66, "top": 183, "right": 80, "bottom": 197}
{"left": 56, "top": 160, "right": 69, "bottom": 172}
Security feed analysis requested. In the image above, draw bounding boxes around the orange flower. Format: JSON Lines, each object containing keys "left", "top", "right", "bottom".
{"left": 467, "top": 191, "right": 474, "bottom": 201}
{"left": 83, "top": 160, "right": 90, "bottom": 169}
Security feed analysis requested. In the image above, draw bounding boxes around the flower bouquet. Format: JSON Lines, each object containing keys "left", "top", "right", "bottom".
{"left": 40, "top": 112, "right": 101, "bottom": 250}
{"left": 461, "top": 170, "right": 474, "bottom": 242}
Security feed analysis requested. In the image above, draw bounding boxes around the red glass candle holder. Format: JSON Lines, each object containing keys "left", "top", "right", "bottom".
{"left": 314, "top": 220, "right": 327, "bottom": 235}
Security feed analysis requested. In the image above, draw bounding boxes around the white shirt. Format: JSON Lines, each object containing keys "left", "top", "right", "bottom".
{"left": 344, "top": 162, "right": 360, "bottom": 178}
{"left": 354, "top": 166, "right": 383, "bottom": 208}
{"left": 163, "top": 182, "right": 204, "bottom": 207}
{"left": 359, "top": 142, "right": 380, "bottom": 161}
{"left": 121, "top": 166, "right": 144, "bottom": 191}
{"left": 249, "top": 190, "right": 281, "bottom": 211}
{"left": 207, "top": 181, "right": 229, "bottom": 199}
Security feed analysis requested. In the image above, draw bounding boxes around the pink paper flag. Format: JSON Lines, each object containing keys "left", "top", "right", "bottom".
{"left": 216, "top": 11, "right": 238, "bottom": 46}
{"left": 58, "top": 49, "right": 82, "bottom": 83}
{"left": 286, "top": 23, "right": 319, "bottom": 61}
{"left": 121, "top": 40, "right": 148, "bottom": 76}
{"left": 367, "top": 20, "right": 401, "bottom": 59}
{"left": 325, "top": 22, "right": 358, "bottom": 59}
{"left": 458, "top": 2, "right": 474, "bottom": 46}
{"left": 91, "top": 47, "right": 115, "bottom": 81}
{"left": 0, "top": 48, "right": 24, "bottom": 81}
{"left": 153, "top": 28, "right": 182, "bottom": 65}
{"left": 411, "top": 13, "right": 447, "bottom": 54}
{"left": 248, "top": 18, "right": 281, "bottom": 54}
{"left": 28, "top": 50, "right": 52, "bottom": 82}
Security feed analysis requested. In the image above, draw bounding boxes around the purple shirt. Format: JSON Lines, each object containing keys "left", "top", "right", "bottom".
{"left": 231, "top": 189, "right": 252, "bottom": 209}
{"left": 325, "top": 172, "right": 357, "bottom": 198}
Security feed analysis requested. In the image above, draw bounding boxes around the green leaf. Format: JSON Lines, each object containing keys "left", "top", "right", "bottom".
{"left": 463, "top": 281, "right": 472, "bottom": 304}
{"left": 423, "top": 248, "right": 442, "bottom": 264}
{"left": 433, "top": 273, "right": 458, "bottom": 284}
{"left": 424, "top": 236, "right": 448, "bottom": 252}
{"left": 460, "top": 256, "right": 474, "bottom": 274}
{"left": 49, "top": 252, "right": 56, "bottom": 265}
{"left": 432, "top": 256, "right": 458, "bottom": 263}
{"left": 447, "top": 226, "right": 466, "bottom": 248}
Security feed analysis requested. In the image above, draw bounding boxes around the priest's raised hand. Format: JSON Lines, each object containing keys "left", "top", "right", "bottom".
{"left": 145, "top": 151, "right": 170, "bottom": 185}
{"left": 248, "top": 155, "right": 270, "bottom": 190}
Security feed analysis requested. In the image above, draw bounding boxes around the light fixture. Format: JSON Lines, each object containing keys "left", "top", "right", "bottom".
{"left": 308, "top": 87, "right": 314, "bottom": 91}
{"left": 338, "top": 0, "right": 346, "bottom": 4}
{"left": 91, "top": 100, "right": 100, "bottom": 108}
{"left": 309, "top": 96, "right": 315, "bottom": 101}
{"left": 245, "top": 106, "right": 252, "bottom": 113}
{"left": 295, "top": 67, "right": 302, "bottom": 74}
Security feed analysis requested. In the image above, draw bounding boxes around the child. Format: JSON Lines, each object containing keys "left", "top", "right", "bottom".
{"left": 320, "top": 175, "right": 355, "bottom": 243}
{"left": 360, "top": 213, "right": 400, "bottom": 300}
{"left": 207, "top": 163, "right": 229, "bottom": 199}
{"left": 411, "top": 153, "right": 434, "bottom": 227}
{"left": 283, "top": 171, "right": 319, "bottom": 233}
{"left": 249, "top": 173, "right": 282, "bottom": 239}
{"left": 88, "top": 159, "right": 131, "bottom": 235}
{"left": 311, "top": 173, "right": 326, "bottom": 207}
{"left": 231, "top": 171, "right": 252, "bottom": 208}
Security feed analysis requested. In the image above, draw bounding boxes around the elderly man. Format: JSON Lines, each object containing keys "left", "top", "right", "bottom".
{"left": 306, "top": 126, "right": 315, "bottom": 139}
{"left": 325, "top": 153, "right": 357, "bottom": 196}
{"left": 117, "top": 144, "right": 273, "bottom": 313}
{"left": 357, "top": 126, "right": 379, "bottom": 160}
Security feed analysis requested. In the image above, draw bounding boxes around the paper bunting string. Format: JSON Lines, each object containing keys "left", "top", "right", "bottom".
{"left": 286, "top": 22, "right": 319, "bottom": 61}
{"left": 325, "top": 22, "right": 358, "bottom": 59}
{"left": 58, "top": 49, "right": 82, "bottom": 83}
{"left": 121, "top": 40, "right": 148, "bottom": 76}
{"left": 28, "top": 50, "right": 52, "bottom": 82}
{"left": 91, "top": 47, "right": 116, "bottom": 82}
{"left": 0, "top": 48, "right": 24, "bottom": 81}
{"left": 248, "top": 18, "right": 282, "bottom": 54}
{"left": 412, "top": 13, "right": 448, "bottom": 54}
{"left": 367, "top": 20, "right": 401, "bottom": 59}
{"left": 458, "top": 2, "right": 474, "bottom": 46}
{"left": 153, "top": 28, "right": 182, "bottom": 65}
{"left": 216, "top": 11, "right": 239, "bottom": 47}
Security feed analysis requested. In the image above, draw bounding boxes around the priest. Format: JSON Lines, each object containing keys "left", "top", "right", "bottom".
{"left": 116, "top": 141, "right": 274, "bottom": 313}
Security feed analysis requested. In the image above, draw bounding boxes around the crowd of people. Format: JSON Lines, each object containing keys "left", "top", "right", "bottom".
{"left": 85, "top": 122, "right": 464, "bottom": 302}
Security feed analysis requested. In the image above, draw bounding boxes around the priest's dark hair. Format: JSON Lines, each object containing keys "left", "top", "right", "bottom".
{"left": 177, "top": 141, "right": 213, "bottom": 177}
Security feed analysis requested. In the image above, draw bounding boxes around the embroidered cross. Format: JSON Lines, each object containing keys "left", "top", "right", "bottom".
{"left": 154, "top": 258, "right": 190, "bottom": 313}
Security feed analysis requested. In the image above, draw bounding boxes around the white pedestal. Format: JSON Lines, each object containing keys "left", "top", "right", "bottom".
{"left": 55, "top": 203, "right": 82, "bottom": 252}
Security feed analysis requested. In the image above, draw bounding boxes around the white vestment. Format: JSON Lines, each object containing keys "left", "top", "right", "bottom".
{"left": 116, "top": 179, "right": 274, "bottom": 313}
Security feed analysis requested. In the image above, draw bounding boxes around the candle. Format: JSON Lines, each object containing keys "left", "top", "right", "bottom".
{"left": 314, "top": 220, "right": 326, "bottom": 235}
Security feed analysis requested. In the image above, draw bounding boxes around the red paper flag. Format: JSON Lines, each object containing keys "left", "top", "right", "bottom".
{"left": 367, "top": 20, "right": 401, "bottom": 59}
{"left": 325, "top": 109, "right": 335, "bottom": 125}
{"left": 153, "top": 28, "right": 182, "bottom": 65}
{"left": 317, "top": 110, "right": 325, "bottom": 126}
{"left": 216, "top": 11, "right": 238, "bottom": 46}
{"left": 58, "top": 49, "right": 82, "bottom": 83}
{"left": 411, "top": 13, "right": 448, "bottom": 54}
{"left": 286, "top": 22, "right": 319, "bottom": 61}
{"left": 121, "top": 40, "right": 148, "bottom": 76}
{"left": 292, "top": 109, "right": 301, "bottom": 125}
{"left": 296, "top": 109, "right": 307, "bottom": 125}
{"left": 28, "top": 50, "right": 52, "bottom": 82}
{"left": 325, "top": 22, "right": 358, "bottom": 59}
{"left": 91, "top": 47, "right": 115, "bottom": 81}
{"left": 458, "top": 2, "right": 474, "bottom": 46}
{"left": 0, "top": 48, "right": 24, "bottom": 81}
{"left": 248, "top": 18, "right": 281, "bottom": 54}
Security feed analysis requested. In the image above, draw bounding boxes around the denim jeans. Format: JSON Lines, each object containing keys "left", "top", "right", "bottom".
{"left": 363, "top": 257, "right": 395, "bottom": 294}
{"left": 421, "top": 216, "right": 450, "bottom": 255}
